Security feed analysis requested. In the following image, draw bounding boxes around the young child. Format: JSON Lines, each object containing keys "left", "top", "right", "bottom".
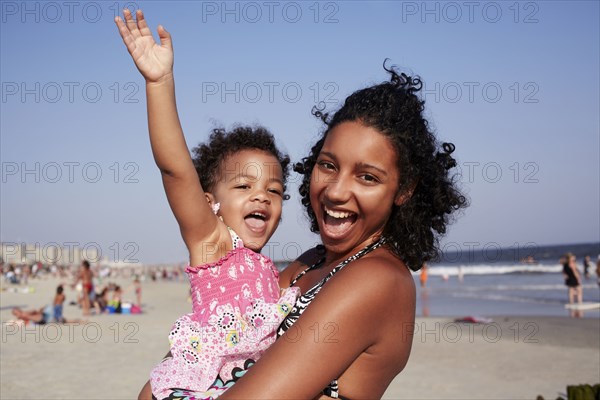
{"left": 109, "top": 285, "right": 123, "bottom": 314}
{"left": 53, "top": 285, "right": 66, "bottom": 323}
{"left": 115, "top": 10, "right": 299, "bottom": 400}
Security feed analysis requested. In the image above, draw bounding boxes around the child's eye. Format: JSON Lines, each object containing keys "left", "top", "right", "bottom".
{"left": 235, "top": 184, "right": 250, "bottom": 190}
{"left": 268, "top": 188, "right": 283, "bottom": 196}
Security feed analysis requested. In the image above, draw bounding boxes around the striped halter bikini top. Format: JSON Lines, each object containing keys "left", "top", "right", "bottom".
{"left": 277, "top": 238, "right": 386, "bottom": 399}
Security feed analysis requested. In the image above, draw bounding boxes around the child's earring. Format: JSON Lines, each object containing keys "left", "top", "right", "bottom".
{"left": 211, "top": 202, "right": 220, "bottom": 215}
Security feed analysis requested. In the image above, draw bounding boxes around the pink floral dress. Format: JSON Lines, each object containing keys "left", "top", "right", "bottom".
{"left": 150, "top": 229, "right": 299, "bottom": 400}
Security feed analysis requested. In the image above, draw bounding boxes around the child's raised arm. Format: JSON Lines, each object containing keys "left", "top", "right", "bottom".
{"left": 115, "top": 10, "right": 229, "bottom": 265}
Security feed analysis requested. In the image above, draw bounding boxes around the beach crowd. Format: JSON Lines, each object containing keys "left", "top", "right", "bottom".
{"left": 1, "top": 259, "right": 189, "bottom": 325}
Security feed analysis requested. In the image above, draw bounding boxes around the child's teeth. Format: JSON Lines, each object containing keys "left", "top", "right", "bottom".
{"left": 249, "top": 212, "right": 266, "bottom": 219}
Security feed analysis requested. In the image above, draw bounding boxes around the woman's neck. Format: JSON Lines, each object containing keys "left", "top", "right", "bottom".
{"left": 323, "top": 236, "right": 385, "bottom": 266}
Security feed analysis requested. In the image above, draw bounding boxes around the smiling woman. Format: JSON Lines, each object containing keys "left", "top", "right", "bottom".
{"left": 218, "top": 65, "right": 467, "bottom": 399}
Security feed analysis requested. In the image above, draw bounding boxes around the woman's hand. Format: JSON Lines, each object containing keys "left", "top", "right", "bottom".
{"left": 115, "top": 9, "right": 173, "bottom": 84}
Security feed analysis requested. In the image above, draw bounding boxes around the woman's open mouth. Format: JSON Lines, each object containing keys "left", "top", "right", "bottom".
{"left": 321, "top": 206, "right": 357, "bottom": 239}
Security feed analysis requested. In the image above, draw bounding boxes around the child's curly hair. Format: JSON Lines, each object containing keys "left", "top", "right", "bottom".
{"left": 191, "top": 126, "right": 291, "bottom": 199}
{"left": 295, "top": 61, "right": 467, "bottom": 271}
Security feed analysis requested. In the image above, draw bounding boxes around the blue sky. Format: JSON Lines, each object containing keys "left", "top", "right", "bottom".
{"left": 1, "top": 1, "right": 599, "bottom": 264}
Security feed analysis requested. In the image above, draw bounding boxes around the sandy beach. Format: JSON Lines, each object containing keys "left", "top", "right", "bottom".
{"left": 1, "top": 277, "right": 598, "bottom": 400}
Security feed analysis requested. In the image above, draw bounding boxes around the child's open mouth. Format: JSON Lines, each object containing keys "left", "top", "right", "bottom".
{"left": 244, "top": 211, "right": 268, "bottom": 232}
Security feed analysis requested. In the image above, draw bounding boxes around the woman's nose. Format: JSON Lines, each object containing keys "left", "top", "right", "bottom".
{"left": 324, "top": 174, "right": 351, "bottom": 203}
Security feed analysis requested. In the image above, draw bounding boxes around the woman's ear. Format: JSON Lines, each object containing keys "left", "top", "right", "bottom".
{"left": 394, "top": 179, "right": 419, "bottom": 206}
{"left": 394, "top": 191, "right": 410, "bottom": 207}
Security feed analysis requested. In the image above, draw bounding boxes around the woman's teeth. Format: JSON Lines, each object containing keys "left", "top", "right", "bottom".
{"left": 324, "top": 207, "right": 354, "bottom": 219}
{"left": 322, "top": 206, "right": 357, "bottom": 237}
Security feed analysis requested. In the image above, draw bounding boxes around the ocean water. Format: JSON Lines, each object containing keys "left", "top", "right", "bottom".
{"left": 414, "top": 271, "right": 600, "bottom": 319}
{"left": 419, "top": 242, "right": 600, "bottom": 318}
{"left": 277, "top": 242, "right": 600, "bottom": 318}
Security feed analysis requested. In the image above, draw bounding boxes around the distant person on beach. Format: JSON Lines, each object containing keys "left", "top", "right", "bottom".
{"left": 117, "top": 9, "right": 465, "bottom": 400}
{"left": 116, "top": 11, "right": 299, "bottom": 399}
{"left": 10, "top": 285, "right": 85, "bottom": 325}
{"left": 458, "top": 265, "right": 464, "bottom": 282}
{"left": 73, "top": 260, "right": 94, "bottom": 316}
{"left": 583, "top": 255, "right": 592, "bottom": 279}
{"left": 420, "top": 263, "right": 429, "bottom": 287}
{"left": 562, "top": 253, "right": 582, "bottom": 304}
{"left": 53, "top": 284, "right": 66, "bottom": 323}
{"left": 22, "top": 263, "right": 30, "bottom": 285}
{"left": 109, "top": 285, "right": 123, "bottom": 314}
{"left": 520, "top": 255, "right": 537, "bottom": 265}
{"left": 133, "top": 277, "right": 142, "bottom": 308}
{"left": 5, "top": 265, "right": 19, "bottom": 284}
{"left": 596, "top": 257, "right": 600, "bottom": 288}
{"left": 93, "top": 286, "right": 109, "bottom": 314}
{"left": 10, "top": 306, "right": 48, "bottom": 325}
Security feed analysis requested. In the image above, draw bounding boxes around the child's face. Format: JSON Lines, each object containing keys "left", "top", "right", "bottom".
{"left": 210, "top": 149, "right": 284, "bottom": 252}
{"left": 309, "top": 121, "right": 403, "bottom": 256}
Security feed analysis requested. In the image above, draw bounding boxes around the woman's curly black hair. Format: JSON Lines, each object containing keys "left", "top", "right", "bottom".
{"left": 191, "top": 126, "right": 291, "bottom": 199}
{"left": 294, "top": 61, "right": 467, "bottom": 271}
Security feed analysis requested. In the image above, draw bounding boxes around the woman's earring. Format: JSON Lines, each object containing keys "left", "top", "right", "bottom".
{"left": 212, "top": 202, "right": 220, "bottom": 215}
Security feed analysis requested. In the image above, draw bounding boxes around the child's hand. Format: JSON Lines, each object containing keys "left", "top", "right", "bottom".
{"left": 115, "top": 9, "right": 173, "bottom": 84}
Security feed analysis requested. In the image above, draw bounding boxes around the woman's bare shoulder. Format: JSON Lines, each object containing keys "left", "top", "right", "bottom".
{"left": 317, "top": 250, "right": 416, "bottom": 322}
{"left": 342, "top": 251, "right": 414, "bottom": 293}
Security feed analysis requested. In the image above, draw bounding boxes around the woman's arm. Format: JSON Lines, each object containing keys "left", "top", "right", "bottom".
{"left": 115, "top": 10, "right": 228, "bottom": 265}
{"left": 222, "top": 254, "right": 415, "bottom": 399}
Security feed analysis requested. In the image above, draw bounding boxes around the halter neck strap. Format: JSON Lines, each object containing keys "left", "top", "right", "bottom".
{"left": 290, "top": 237, "right": 387, "bottom": 286}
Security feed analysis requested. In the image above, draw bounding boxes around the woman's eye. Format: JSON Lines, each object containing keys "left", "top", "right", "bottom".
{"left": 360, "top": 174, "right": 379, "bottom": 183}
{"left": 318, "top": 161, "right": 335, "bottom": 170}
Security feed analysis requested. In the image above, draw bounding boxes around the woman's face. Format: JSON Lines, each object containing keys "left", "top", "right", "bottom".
{"left": 309, "top": 121, "right": 405, "bottom": 256}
